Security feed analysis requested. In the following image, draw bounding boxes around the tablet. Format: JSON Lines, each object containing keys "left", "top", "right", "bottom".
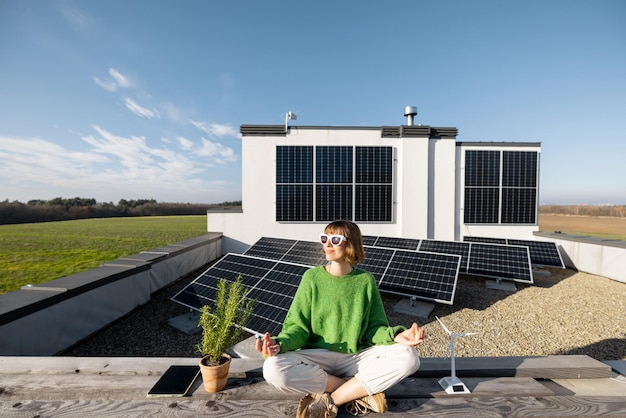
{"left": 147, "top": 365, "right": 200, "bottom": 397}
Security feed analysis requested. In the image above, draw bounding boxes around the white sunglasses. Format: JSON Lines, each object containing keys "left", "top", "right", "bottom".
{"left": 319, "top": 234, "right": 347, "bottom": 247}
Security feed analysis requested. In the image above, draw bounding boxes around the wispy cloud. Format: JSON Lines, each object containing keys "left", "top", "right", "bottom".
{"left": 124, "top": 98, "right": 160, "bottom": 119}
{"left": 189, "top": 120, "right": 239, "bottom": 139}
{"left": 93, "top": 68, "right": 134, "bottom": 92}
{"left": 177, "top": 137, "right": 194, "bottom": 150}
{"left": 60, "top": 6, "right": 93, "bottom": 32}
{"left": 197, "top": 138, "right": 238, "bottom": 163}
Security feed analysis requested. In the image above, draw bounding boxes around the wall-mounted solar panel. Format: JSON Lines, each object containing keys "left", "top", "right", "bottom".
{"left": 467, "top": 242, "right": 533, "bottom": 283}
{"left": 418, "top": 240, "right": 471, "bottom": 272}
{"left": 507, "top": 239, "right": 565, "bottom": 268}
{"left": 171, "top": 253, "right": 308, "bottom": 336}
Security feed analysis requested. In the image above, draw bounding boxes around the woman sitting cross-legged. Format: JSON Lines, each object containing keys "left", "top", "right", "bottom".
{"left": 255, "top": 220, "right": 426, "bottom": 418}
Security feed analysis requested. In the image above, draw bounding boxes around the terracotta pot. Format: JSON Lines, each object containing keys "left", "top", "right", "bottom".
{"left": 199, "top": 353, "right": 231, "bottom": 393}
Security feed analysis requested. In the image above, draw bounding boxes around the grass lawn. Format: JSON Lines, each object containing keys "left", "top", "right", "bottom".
{"left": 0, "top": 216, "right": 208, "bottom": 295}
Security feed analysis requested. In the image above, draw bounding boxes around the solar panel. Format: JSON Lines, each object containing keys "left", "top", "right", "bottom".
{"left": 377, "top": 250, "right": 461, "bottom": 304}
{"left": 282, "top": 240, "right": 327, "bottom": 266}
{"left": 245, "top": 262, "right": 308, "bottom": 335}
{"left": 361, "top": 235, "right": 376, "bottom": 246}
{"left": 244, "top": 237, "right": 326, "bottom": 266}
{"left": 358, "top": 246, "right": 395, "bottom": 280}
{"left": 363, "top": 235, "right": 421, "bottom": 251}
{"left": 243, "top": 237, "right": 296, "bottom": 259}
{"left": 463, "top": 236, "right": 507, "bottom": 245}
{"left": 463, "top": 236, "right": 564, "bottom": 268}
{"left": 467, "top": 242, "right": 533, "bottom": 283}
{"left": 171, "top": 253, "right": 308, "bottom": 336}
{"left": 463, "top": 150, "right": 538, "bottom": 224}
{"left": 507, "top": 239, "right": 564, "bottom": 268}
{"left": 418, "top": 240, "right": 471, "bottom": 272}
{"left": 276, "top": 146, "right": 393, "bottom": 222}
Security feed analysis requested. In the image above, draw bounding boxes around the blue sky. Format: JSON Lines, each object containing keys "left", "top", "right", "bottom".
{"left": 1, "top": 1, "right": 624, "bottom": 205}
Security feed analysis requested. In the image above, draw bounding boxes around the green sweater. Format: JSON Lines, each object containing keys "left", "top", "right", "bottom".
{"left": 275, "top": 266, "right": 406, "bottom": 354}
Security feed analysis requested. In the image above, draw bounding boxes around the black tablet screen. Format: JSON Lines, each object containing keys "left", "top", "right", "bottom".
{"left": 147, "top": 365, "right": 200, "bottom": 397}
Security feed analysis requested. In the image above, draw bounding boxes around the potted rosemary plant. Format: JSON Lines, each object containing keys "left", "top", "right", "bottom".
{"left": 196, "top": 276, "right": 255, "bottom": 393}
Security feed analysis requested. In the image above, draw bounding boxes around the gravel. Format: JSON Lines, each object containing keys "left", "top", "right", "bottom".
{"left": 62, "top": 266, "right": 626, "bottom": 361}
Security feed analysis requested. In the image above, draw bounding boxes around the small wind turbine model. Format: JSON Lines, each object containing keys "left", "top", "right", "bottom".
{"left": 435, "top": 316, "right": 478, "bottom": 394}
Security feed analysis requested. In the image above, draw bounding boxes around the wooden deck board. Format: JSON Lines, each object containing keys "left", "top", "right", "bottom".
{"left": 3, "top": 397, "right": 626, "bottom": 418}
{"left": 0, "top": 354, "right": 611, "bottom": 379}
{"left": 0, "top": 374, "right": 552, "bottom": 401}
{"left": 1, "top": 355, "right": 623, "bottom": 417}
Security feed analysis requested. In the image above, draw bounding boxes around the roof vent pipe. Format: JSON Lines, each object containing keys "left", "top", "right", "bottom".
{"left": 404, "top": 106, "right": 418, "bottom": 126}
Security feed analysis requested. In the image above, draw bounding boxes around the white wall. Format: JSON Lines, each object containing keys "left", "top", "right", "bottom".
{"left": 396, "top": 135, "right": 429, "bottom": 239}
{"left": 430, "top": 137, "right": 457, "bottom": 240}
{"left": 535, "top": 232, "right": 626, "bottom": 283}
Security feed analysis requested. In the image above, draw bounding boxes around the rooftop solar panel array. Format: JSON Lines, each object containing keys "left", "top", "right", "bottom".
{"left": 463, "top": 236, "right": 564, "bottom": 268}
{"left": 172, "top": 236, "right": 463, "bottom": 335}
{"left": 368, "top": 236, "right": 533, "bottom": 284}
{"left": 243, "top": 236, "right": 462, "bottom": 304}
{"left": 172, "top": 234, "right": 543, "bottom": 336}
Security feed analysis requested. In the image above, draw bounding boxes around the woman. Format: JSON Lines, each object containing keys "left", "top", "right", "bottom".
{"left": 255, "top": 220, "right": 426, "bottom": 418}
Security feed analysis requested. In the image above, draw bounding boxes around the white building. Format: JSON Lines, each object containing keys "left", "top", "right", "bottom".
{"left": 208, "top": 109, "right": 541, "bottom": 255}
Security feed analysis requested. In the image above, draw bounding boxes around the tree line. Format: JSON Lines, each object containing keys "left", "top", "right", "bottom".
{"left": 1, "top": 199, "right": 623, "bottom": 225}
{"left": 539, "top": 204, "right": 626, "bottom": 218}
{"left": 0, "top": 197, "right": 242, "bottom": 225}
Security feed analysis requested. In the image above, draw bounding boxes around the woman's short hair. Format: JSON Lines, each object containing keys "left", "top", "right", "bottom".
{"left": 324, "top": 220, "right": 365, "bottom": 265}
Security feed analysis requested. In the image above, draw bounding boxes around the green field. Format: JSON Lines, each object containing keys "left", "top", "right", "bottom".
{"left": 0, "top": 216, "right": 208, "bottom": 295}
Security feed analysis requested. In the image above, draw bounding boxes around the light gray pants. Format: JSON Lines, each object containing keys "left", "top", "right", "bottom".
{"left": 263, "top": 344, "right": 420, "bottom": 395}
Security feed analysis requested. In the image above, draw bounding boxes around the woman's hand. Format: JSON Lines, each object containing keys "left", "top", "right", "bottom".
{"left": 255, "top": 332, "right": 281, "bottom": 357}
{"left": 394, "top": 323, "right": 425, "bottom": 347}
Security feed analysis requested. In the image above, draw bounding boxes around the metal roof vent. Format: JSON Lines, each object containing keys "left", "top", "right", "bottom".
{"left": 404, "top": 106, "right": 418, "bottom": 126}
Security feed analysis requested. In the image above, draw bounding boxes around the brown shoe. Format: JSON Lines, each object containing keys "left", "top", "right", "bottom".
{"left": 345, "top": 392, "right": 387, "bottom": 416}
{"left": 296, "top": 393, "right": 338, "bottom": 418}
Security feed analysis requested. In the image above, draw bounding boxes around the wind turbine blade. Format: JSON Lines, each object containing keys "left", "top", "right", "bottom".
{"left": 464, "top": 332, "right": 479, "bottom": 336}
{"left": 435, "top": 316, "right": 451, "bottom": 335}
